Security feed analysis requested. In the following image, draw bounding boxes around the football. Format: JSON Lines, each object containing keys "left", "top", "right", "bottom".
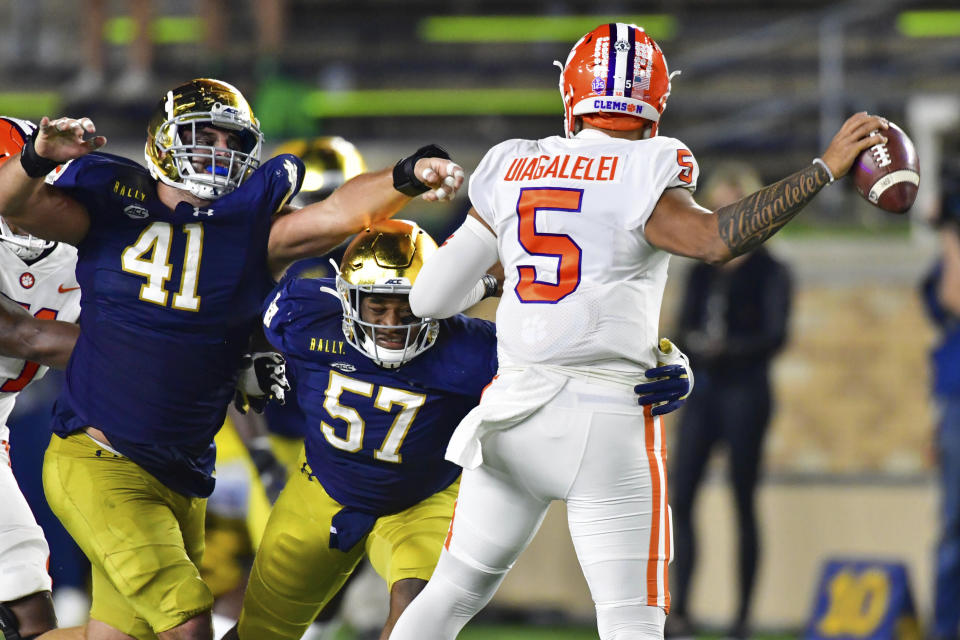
{"left": 851, "top": 121, "right": 920, "bottom": 214}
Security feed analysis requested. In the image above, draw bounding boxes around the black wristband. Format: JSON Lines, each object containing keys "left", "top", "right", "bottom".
{"left": 393, "top": 144, "right": 451, "bottom": 196}
{"left": 20, "top": 129, "right": 59, "bottom": 178}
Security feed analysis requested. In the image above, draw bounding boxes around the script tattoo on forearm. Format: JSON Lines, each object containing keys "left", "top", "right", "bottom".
{"left": 716, "top": 163, "right": 831, "bottom": 257}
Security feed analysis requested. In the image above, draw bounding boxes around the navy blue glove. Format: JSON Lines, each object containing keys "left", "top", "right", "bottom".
{"left": 635, "top": 338, "right": 693, "bottom": 416}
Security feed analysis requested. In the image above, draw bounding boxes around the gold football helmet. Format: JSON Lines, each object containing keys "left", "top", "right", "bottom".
{"left": 272, "top": 136, "right": 366, "bottom": 205}
{"left": 144, "top": 78, "right": 263, "bottom": 200}
{"left": 336, "top": 220, "right": 439, "bottom": 368}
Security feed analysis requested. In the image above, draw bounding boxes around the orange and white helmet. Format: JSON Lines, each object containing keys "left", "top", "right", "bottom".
{"left": 557, "top": 23, "right": 675, "bottom": 138}
{"left": 0, "top": 117, "right": 55, "bottom": 260}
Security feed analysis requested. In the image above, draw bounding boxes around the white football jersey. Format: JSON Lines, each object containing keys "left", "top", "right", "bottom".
{"left": 468, "top": 129, "right": 699, "bottom": 373}
{"left": 0, "top": 242, "right": 80, "bottom": 434}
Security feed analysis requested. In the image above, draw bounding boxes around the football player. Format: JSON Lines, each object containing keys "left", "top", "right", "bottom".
{"left": 221, "top": 220, "right": 500, "bottom": 640}
{"left": 0, "top": 79, "right": 463, "bottom": 640}
{"left": 0, "top": 116, "right": 83, "bottom": 640}
{"left": 202, "top": 136, "right": 371, "bottom": 638}
{"left": 389, "top": 23, "right": 889, "bottom": 640}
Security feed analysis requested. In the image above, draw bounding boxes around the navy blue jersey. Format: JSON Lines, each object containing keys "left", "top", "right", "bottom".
{"left": 263, "top": 277, "right": 498, "bottom": 515}
{"left": 261, "top": 258, "right": 331, "bottom": 439}
{"left": 50, "top": 152, "right": 304, "bottom": 497}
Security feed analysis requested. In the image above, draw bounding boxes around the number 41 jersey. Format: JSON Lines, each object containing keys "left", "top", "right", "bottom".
{"left": 468, "top": 129, "right": 700, "bottom": 374}
{"left": 46, "top": 152, "right": 303, "bottom": 497}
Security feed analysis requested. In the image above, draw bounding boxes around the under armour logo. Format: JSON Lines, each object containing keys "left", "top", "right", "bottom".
{"left": 192, "top": 207, "right": 214, "bottom": 217}
{"left": 615, "top": 40, "right": 630, "bottom": 53}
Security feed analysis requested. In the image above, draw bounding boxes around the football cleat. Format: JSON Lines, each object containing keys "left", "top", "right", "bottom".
{"left": 144, "top": 78, "right": 263, "bottom": 200}
{"left": 0, "top": 117, "right": 55, "bottom": 260}
{"left": 335, "top": 220, "right": 440, "bottom": 368}
{"left": 272, "top": 136, "right": 367, "bottom": 205}
{"left": 557, "top": 23, "right": 676, "bottom": 138}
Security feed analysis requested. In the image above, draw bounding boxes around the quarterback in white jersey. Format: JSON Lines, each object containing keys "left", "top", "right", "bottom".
{"left": 391, "top": 22, "right": 890, "bottom": 640}
{"left": 0, "top": 116, "right": 82, "bottom": 640}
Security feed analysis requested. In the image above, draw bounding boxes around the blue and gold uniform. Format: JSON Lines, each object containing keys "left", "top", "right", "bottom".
{"left": 40, "top": 147, "right": 302, "bottom": 637}
{"left": 48, "top": 151, "right": 302, "bottom": 496}
{"left": 238, "top": 266, "right": 497, "bottom": 639}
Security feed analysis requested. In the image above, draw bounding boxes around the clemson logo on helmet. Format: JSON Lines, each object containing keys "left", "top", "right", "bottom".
{"left": 557, "top": 23, "right": 675, "bottom": 139}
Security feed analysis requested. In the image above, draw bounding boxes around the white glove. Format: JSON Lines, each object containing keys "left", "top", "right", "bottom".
{"left": 634, "top": 338, "right": 694, "bottom": 416}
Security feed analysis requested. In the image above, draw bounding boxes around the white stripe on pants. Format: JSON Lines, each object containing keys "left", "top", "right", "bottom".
{"left": 389, "top": 378, "right": 670, "bottom": 640}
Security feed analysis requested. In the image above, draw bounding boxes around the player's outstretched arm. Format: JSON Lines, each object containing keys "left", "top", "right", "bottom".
{"left": 267, "top": 148, "right": 464, "bottom": 278}
{"left": 646, "top": 112, "right": 889, "bottom": 263}
{"left": 0, "top": 294, "right": 79, "bottom": 369}
{"left": 409, "top": 209, "right": 500, "bottom": 319}
{"left": 0, "top": 117, "right": 103, "bottom": 245}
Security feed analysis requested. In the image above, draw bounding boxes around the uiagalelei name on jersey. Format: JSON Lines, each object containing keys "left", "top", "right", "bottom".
{"left": 48, "top": 152, "right": 304, "bottom": 497}
{"left": 263, "top": 277, "right": 497, "bottom": 545}
{"left": 467, "top": 131, "right": 699, "bottom": 374}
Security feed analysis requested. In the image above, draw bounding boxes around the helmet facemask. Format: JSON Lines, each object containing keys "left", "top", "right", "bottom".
{"left": 333, "top": 220, "right": 440, "bottom": 369}
{"left": 145, "top": 79, "right": 264, "bottom": 200}
{"left": 0, "top": 217, "right": 54, "bottom": 261}
{"left": 335, "top": 273, "right": 439, "bottom": 369}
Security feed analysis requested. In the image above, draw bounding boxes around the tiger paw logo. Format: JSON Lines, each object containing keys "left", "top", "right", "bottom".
{"left": 520, "top": 315, "right": 548, "bottom": 345}
{"left": 19, "top": 272, "right": 34, "bottom": 289}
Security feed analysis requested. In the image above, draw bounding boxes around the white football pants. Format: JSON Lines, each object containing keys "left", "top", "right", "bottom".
{"left": 389, "top": 378, "right": 670, "bottom": 640}
{"left": 0, "top": 432, "right": 52, "bottom": 601}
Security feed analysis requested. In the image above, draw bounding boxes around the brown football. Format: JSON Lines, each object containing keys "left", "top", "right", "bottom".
{"left": 851, "top": 121, "right": 920, "bottom": 214}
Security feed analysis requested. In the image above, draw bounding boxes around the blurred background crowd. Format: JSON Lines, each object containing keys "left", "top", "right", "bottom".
{"left": 4, "top": 0, "right": 960, "bottom": 638}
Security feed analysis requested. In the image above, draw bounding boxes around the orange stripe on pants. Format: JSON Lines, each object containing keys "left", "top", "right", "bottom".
{"left": 643, "top": 405, "right": 669, "bottom": 611}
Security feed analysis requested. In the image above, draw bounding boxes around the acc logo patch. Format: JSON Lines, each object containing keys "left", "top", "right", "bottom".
{"left": 330, "top": 362, "right": 356, "bottom": 373}
{"left": 123, "top": 204, "right": 149, "bottom": 219}
{"left": 19, "top": 272, "right": 35, "bottom": 289}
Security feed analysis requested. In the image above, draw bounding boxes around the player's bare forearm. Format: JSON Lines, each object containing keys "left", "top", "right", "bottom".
{"left": 716, "top": 162, "right": 831, "bottom": 258}
{"left": 267, "top": 157, "right": 463, "bottom": 279}
{"left": 0, "top": 152, "right": 48, "bottom": 225}
{"left": 267, "top": 168, "right": 408, "bottom": 277}
{"left": 0, "top": 297, "right": 79, "bottom": 369}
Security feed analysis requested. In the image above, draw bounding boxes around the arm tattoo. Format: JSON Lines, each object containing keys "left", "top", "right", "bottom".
{"left": 716, "top": 163, "right": 831, "bottom": 257}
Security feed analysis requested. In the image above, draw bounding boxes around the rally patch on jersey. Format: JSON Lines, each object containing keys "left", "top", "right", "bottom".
{"left": 309, "top": 336, "right": 346, "bottom": 355}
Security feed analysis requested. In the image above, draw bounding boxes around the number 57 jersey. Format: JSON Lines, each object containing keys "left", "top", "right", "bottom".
{"left": 468, "top": 129, "right": 699, "bottom": 374}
